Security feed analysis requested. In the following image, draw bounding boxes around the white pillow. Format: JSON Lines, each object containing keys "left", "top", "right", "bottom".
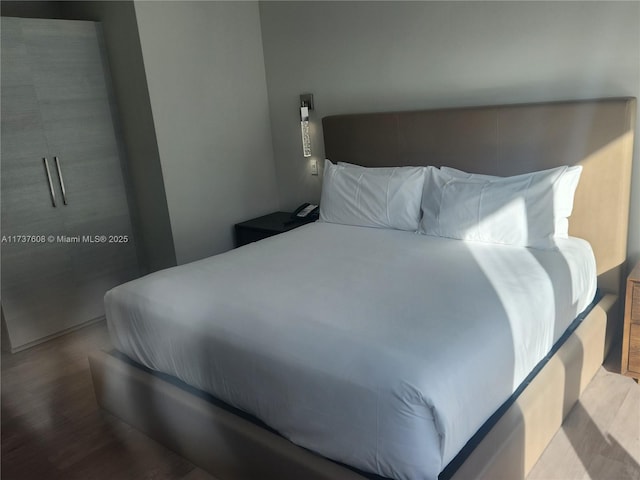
{"left": 320, "top": 159, "right": 425, "bottom": 231}
{"left": 336, "top": 161, "right": 363, "bottom": 168}
{"left": 336, "top": 161, "right": 422, "bottom": 173}
{"left": 420, "top": 165, "right": 582, "bottom": 249}
{"left": 439, "top": 166, "right": 582, "bottom": 238}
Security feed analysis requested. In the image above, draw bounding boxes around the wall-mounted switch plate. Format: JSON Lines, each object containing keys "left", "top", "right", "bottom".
{"left": 310, "top": 158, "right": 318, "bottom": 176}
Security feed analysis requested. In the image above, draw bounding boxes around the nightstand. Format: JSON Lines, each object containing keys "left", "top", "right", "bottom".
{"left": 621, "top": 261, "right": 640, "bottom": 381}
{"left": 234, "top": 211, "right": 316, "bottom": 248}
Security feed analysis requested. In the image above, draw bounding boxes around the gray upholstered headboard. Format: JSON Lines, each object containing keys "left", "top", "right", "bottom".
{"left": 322, "top": 97, "right": 636, "bottom": 294}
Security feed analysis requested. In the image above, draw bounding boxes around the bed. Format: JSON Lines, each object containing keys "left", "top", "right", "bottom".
{"left": 90, "top": 97, "right": 636, "bottom": 480}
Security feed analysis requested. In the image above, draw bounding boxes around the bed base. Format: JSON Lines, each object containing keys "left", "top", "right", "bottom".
{"left": 89, "top": 293, "right": 617, "bottom": 480}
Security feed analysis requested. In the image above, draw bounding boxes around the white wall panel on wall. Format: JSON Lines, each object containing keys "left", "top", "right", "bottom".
{"left": 259, "top": 1, "right": 640, "bottom": 266}
{"left": 134, "top": 0, "right": 279, "bottom": 264}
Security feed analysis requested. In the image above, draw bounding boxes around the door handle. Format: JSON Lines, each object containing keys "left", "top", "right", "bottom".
{"left": 54, "top": 156, "right": 67, "bottom": 205}
{"left": 43, "top": 157, "right": 56, "bottom": 207}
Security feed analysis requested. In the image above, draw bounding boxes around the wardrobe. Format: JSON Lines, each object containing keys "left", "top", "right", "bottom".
{"left": 1, "top": 17, "right": 140, "bottom": 351}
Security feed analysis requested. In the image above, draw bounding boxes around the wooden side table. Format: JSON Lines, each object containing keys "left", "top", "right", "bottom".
{"left": 234, "top": 211, "right": 316, "bottom": 248}
{"left": 621, "top": 261, "right": 640, "bottom": 380}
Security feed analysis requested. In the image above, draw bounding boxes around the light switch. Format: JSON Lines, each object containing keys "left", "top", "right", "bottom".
{"left": 310, "top": 159, "right": 318, "bottom": 176}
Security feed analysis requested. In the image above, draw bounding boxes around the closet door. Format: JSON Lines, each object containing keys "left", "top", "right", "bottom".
{"left": 1, "top": 17, "right": 76, "bottom": 349}
{"left": 1, "top": 18, "right": 140, "bottom": 351}
{"left": 23, "top": 18, "right": 139, "bottom": 324}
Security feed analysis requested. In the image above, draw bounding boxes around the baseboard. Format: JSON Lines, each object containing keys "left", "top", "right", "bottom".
{"left": 10, "top": 315, "right": 105, "bottom": 353}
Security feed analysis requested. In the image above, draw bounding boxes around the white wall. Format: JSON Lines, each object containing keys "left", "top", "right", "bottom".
{"left": 260, "top": 1, "right": 640, "bottom": 266}
{"left": 135, "top": 0, "right": 280, "bottom": 264}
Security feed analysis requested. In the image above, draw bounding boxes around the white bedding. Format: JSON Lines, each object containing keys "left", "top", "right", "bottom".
{"left": 105, "top": 222, "right": 596, "bottom": 480}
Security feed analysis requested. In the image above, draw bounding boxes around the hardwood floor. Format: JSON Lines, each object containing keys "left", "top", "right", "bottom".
{"left": 1, "top": 321, "right": 216, "bottom": 480}
{"left": 1, "top": 321, "right": 638, "bottom": 480}
{"left": 528, "top": 345, "right": 640, "bottom": 480}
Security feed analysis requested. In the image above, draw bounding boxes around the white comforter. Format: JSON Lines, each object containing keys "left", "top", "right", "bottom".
{"left": 105, "top": 222, "right": 596, "bottom": 480}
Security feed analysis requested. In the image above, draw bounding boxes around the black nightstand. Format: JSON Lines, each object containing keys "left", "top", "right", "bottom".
{"left": 234, "top": 211, "right": 316, "bottom": 248}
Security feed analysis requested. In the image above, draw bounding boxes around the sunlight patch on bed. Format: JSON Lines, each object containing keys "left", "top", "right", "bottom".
{"left": 468, "top": 245, "right": 555, "bottom": 390}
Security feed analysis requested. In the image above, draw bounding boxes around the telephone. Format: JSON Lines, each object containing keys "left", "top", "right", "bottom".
{"left": 290, "top": 203, "right": 319, "bottom": 221}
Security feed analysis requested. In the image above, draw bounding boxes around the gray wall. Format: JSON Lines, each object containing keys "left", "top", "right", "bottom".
{"left": 1, "top": 1, "right": 66, "bottom": 19}
{"left": 260, "top": 1, "right": 640, "bottom": 266}
{"left": 134, "top": 1, "right": 280, "bottom": 264}
{"left": 26, "top": 0, "right": 178, "bottom": 273}
{"left": 1, "top": 2, "right": 175, "bottom": 350}
{"left": 5, "top": 1, "right": 638, "bottom": 268}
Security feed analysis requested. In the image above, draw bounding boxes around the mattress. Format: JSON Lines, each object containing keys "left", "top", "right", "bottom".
{"left": 105, "top": 222, "right": 597, "bottom": 480}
